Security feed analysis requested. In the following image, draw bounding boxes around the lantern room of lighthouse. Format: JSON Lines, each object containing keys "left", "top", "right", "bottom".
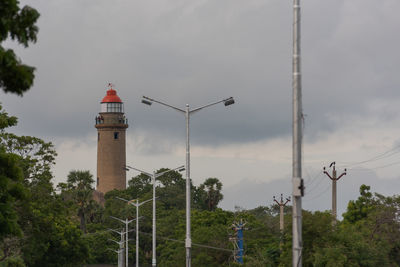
{"left": 95, "top": 85, "right": 128, "bottom": 195}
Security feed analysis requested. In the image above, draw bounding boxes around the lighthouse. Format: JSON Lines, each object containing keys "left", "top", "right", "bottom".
{"left": 95, "top": 84, "right": 128, "bottom": 196}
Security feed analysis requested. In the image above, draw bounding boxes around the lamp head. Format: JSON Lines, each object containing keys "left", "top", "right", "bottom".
{"left": 142, "top": 99, "right": 152, "bottom": 106}
{"left": 224, "top": 97, "right": 235, "bottom": 106}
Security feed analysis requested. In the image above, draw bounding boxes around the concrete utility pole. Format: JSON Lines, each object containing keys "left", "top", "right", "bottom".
{"left": 323, "top": 162, "right": 346, "bottom": 224}
{"left": 292, "top": 0, "right": 305, "bottom": 266}
{"left": 273, "top": 194, "right": 291, "bottom": 231}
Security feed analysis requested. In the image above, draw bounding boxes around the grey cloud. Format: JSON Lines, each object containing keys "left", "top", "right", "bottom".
{"left": 2, "top": 0, "right": 400, "bottom": 146}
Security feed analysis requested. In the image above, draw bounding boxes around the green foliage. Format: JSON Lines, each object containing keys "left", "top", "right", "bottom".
{"left": 0, "top": 0, "right": 40, "bottom": 95}
{"left": 58, "top": 170, "right": 96, "bottom": 233}
{"left": 0, "top": 150, "right": 25, "bottom": 239}
{"left": 0, "top": 133, "right": 57, "bottom": 187}
{"left": 0, "top": 105, "right": 26, "bottom": 239}
{"left": 197, "top": 177, "right": 224, "bottom": 211}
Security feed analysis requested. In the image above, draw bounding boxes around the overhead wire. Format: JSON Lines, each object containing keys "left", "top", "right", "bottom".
{"left": 303, "top": 182, "right": 330, "bottom": 202}
{"left": 340, "top": 144, "right": 400, "bottom": 168}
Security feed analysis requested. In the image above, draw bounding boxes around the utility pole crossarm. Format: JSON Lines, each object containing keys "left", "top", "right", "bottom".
{"left": 337, "top": 169, "right": 347, "bottom": 180}
{"left": 323, "top": 168, "right": 333, "bottom": 180}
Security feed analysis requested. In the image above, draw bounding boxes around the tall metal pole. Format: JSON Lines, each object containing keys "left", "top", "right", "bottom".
{"left": 141, "top": 96, "right": 234, "bottom": 267}
{"left": 185, "top": 104, "right": 191, "bottom": 267}
{"left": 120, "top": 230, "right": 125, "bottom": 267}
{"left": 125, "top": 219, "right": 128, "bottom": 267}
{"left": 136, "top": 199, "right": 139, "bottom": 267}
{"left": 152, "top": 171, "right": 156, "bottom": 267}
{"left": 124, "top": 165, "right": 184, "bottom": 267}
{"left": 109, "top": 217, "right": 135, "bottom": 267}
{"left": 292, "top": 0, "right": 303, "bottom": 266}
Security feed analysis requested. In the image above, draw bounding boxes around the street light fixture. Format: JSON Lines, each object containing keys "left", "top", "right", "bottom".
{"left": 141, "top": 95, "right": 235, "bottom": 267}
{"left": 125, "top": 165, "right": 185, "bottom": 267}
{"left": 116, "top": 196, "right": 152, "bottom": 267}
{"left": 109, "top": 216, "right": 136, "bottom": 267}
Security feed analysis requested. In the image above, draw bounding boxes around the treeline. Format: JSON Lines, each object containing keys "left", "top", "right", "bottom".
{"left": 1, "top": 105, "right": 400, "bottom": 266}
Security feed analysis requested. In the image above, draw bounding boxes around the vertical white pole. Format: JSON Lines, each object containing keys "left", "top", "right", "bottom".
{"left": 292, "top": 0, "right": 303, "bottom": 266}
{"left": 185, "top": 105, "right": 191, "bottom": 267}
{"left": 136, "top": 200, "right": 139, "bottom": 267}
{"left": 125, "top": 220, "right": 128, "bottom": 267}
{"left": 152, "top": 172, "right": 157, "bottom": 266}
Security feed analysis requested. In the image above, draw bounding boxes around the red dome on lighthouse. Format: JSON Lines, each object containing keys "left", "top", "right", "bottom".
{"left": 101, "top": 88, "right": 122, "bottom": 103}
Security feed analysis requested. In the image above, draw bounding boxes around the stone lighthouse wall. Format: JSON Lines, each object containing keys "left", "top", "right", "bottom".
{"left": 95, "top": 112, "right": 128, "bottom": 194}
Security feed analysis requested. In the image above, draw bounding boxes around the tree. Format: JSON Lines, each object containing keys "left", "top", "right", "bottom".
{"left": 0, "top": 0, "right": 40, "bottom": 95}
{"left": 59, "top": 170, "right": 96, "bottom": 233}
{"left": 0, "top": 133, "right": 57, "bottom": 187}
{"left": 0, "top": 105, "right": 26, "bottom": 240}
{"left": 197, "top": 178, "right": 224, "bottom": 211}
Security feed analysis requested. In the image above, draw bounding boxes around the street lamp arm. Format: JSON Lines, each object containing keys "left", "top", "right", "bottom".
{"left": 107, "top": 248, "right": 124, "bottom": 254}
{"left": 110, "top": 216, "right": 126, "bottom": 224}
{"left": 190, "top": 99, "right": 226, "bottom": 114}
{"left": 143, "top": 95, "right": 185, "bottom": 113}
{"left": 108, "top": 238, "right": 124, "bottom": 245}
{"left": 108, "top": 228, "right": 124, "bottom": 235}
{"left": 125, "top": 165, "right": 152, "bottom": 177}
{"left": 138, "top": 198, "right": 153, "bottom": 207}
{"left": 154, "top": 165, "right": 185, "bottom": 178}
{"left": 115, "top": 196, "right": 129, "bottom": 202}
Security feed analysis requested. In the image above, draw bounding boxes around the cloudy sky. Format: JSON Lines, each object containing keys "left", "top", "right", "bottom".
{"left": 2, "top": 0, "right": 400, "bottom": 216}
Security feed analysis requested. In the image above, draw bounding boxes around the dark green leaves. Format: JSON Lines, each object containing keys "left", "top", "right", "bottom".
{"left": 0, "top": 0, "right": 39, "bottom": 95}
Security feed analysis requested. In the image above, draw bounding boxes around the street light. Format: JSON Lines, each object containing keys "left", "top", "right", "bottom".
{"left": 116, "top": 196, "right": 153, "bottom": 267}
{"left": 108, "top": 228, "right": 129, "bottom": 267}
{"left": 141, "top": 95, "right": 235, "bottom": 267}
{"left": 109, "top": 216, "right": 136, "bottom": 267}
{"left": 125, "top": 165, "right": 185, "bottom": 267}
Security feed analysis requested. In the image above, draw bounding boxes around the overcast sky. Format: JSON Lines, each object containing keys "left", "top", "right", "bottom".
{"left": 2, "top": 0, "right": 400, "bottom": 216}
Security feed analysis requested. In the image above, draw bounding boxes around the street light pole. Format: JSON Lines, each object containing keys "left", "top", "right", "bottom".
{"left": 142, "top": 95, "right": 235, "bottom": 267}
{"left": 109, "top": 216, "right": 136, "bottom": 267}
{"left": 125, "top": 165, "right": 185, "bottom": 267}
{"left": 116, "top": 197, "right": 153, "bottom": 267}
{"left": 152, "top": 171, "right": 156, "bottom": 266}
{"left": 185, "top": 104, "right": 191, "bottom": 266}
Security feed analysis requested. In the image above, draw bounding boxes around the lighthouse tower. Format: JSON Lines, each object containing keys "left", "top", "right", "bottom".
{"left": 95, "top": 84, "right": 128, "bottom": 195}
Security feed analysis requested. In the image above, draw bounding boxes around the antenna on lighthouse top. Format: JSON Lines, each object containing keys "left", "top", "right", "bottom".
{"left": 107, "top": 83, "right": 115, "bottom": 90}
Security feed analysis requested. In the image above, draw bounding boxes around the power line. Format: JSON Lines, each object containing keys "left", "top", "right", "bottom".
{"left": 305, "top": 173, "right": 326, "bottom": 195}
{"left": 135, "top": 229, "right": 233, "bottom": 253}
{"left": 303, "top": 183, "right": 330, "bottom": 202}
{"left": 304, "top": 171, "right": 323, "bottom": 188}
{"left": 340, "top": 145, "right": 400, "bottom": 168}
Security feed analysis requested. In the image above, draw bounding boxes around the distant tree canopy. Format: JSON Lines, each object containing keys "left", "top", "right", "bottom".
{"left": 0, "top": 0, "right": 40, "bottom": 95}
{"left": 1, "top": 106, "right": 400, "bottom": 266}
